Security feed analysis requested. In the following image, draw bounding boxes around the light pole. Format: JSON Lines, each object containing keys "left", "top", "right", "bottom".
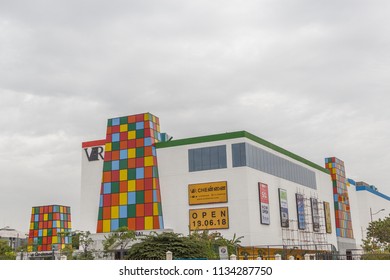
{"left": 370, "top": 208, "right": 385, "bottom": 222}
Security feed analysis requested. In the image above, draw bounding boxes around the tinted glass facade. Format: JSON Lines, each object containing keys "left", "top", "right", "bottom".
{"left": 232, "top": 143, "right": 317, "bottom": 189}
{"left": 188, "top": 145, "right": 227, "bottom": 172}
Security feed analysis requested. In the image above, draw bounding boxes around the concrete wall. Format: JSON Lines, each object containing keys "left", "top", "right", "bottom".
{"left": 348, "top": 181, "right": 390, "bottom": 249}
{"left": 80, "top": 141, "right": 105, "bottom": 233}
{"left": 157, "top": 136, "right": 338, "bottom": 249}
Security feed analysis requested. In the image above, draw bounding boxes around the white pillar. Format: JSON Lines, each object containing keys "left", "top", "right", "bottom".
{"left": 166, "top": 251, "right": 173, "bottom": 260}
{"left": 230, "top": 254, "right": 237, "bottom": 260}
{"left": 256, "top": 257, "right": 262, "bottom": 260}
{"left": 288, "top": 256, "right": 295, "bottom": 260}
{"left": 275, "top": 254, "right": 282, "bottom": 260}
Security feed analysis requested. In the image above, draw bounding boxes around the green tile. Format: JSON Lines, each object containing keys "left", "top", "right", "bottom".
{"left": 112, "top": 142, "right": 120, "bottom": 151}
{"left": 103, "top": 161, "right": 112, "bottom": 171}
{"left": 136, "top": 147, "right": 144, "bottom": 158}
{"left": 127, "top": 205, "right": 136, "bottom": 218}
{"left": 120, "top": 117, "right": 128, "bottom": 124}
{"left": 128, "top": 169, "right": 136, "bottom": 180}
{"left": 136, "top": 191, "right": 144, "bottom": 203}
{"left": 128, "top": 123, "right": 136, "bottom": 131}
{"left": 136, "top": 130, "right": 144, "bottom": 139}
{"left": 120, "top": 159, "right": 128, "bottom": 169}
{"left": 111, "top": 182, "right": 119, "bottom": 193}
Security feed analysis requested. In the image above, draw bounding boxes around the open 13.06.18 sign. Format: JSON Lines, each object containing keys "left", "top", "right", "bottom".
{"left": 189, "top": 207, "right": 229, "bottom": 230}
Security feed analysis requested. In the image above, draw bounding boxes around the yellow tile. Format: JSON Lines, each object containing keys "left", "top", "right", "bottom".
{"left": 60, "top": 206, "right": 64, "bottom": 212}
{"left": 128, "top": 131, "right": 136, "bottom": 140}
{"left": 30, "top": 223, "right": 34, "bottom": 230}
{"left": 144, "top": 216, "right": 153, "bottom": 230}
{"left": 52, "top": 236, "right": 58, "bottom": 243}
{"left": 103, "top": 220, "right": 111, "bottom": 232}
{"left": 128, "top": 180, "right": 136, "bottom": 191}
{"left": 43, "top": 229, "right": 47, "bottom": 237}
{"left": 153, "top": 178, "right": 158, "bottom": 189}
{"left": 120, "top": 124, "right": 128, "bottom": 132}
{"left": 144, "top": 113, "right": 150, "bottom": 121}
{"left": 144, "top": 156, "right": 154, "bottom": 166}
{"left": 120, "top": 169, "right": 128, "bottom": 181}
{"left": 111, "top": 206, "right": 119, "bottom": 219}
{"left": 68, "top": 221, "right": 72, "bottom": 228}
{"left": 44, "top": 214, "right": 48, "bottom": 221}
{"left": 128, "top": 148, "right": 136, "bottom": 158}
{"left": 153, "top": 203, "right": 159, "bottom": 215}
{"left": 120, "top": 193, "right": 127, "bottom": 205}
{"left": 27, "top": 246, "right": 33, "bottom": 252}
{"left": 105, "top": 143, "right": 112, "bottom": 152}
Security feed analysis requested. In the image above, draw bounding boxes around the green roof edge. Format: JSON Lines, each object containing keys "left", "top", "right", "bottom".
{"left": 155, "top": 131, "right": 329, "bottom": 174}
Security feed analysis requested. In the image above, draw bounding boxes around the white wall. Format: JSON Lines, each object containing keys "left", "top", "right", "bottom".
{"left": 157, "top": 137, "right": 338, "bottom": 250}
{"left": 80, "top": 142, "right": 105, "bottom": 233}
{"left": 349, "top": 183, "right": 390, "bottom": 248}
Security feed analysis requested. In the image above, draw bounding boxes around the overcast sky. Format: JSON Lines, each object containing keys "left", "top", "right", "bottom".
{"left": 1, "top": 0, "right": 389, "bottom": 231}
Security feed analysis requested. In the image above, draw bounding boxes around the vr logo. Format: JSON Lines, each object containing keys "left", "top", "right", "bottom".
{"left": 84, "top": 147, "right": 104, "bottom": 161}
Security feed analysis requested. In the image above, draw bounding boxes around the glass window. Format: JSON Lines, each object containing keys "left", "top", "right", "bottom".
{"left": 232, "top": 142, "right": 317, "bottom": 189}
{"left": 188, "top": 145, "right": 227, "bottom": 172}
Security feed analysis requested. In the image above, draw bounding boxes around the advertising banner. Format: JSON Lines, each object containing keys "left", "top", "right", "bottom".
{"left": 258, "top": 183, "right": 270, "bottom": 225}
{"left": 296, "top": 193, "right": 306, "bottom": 230}
{"left": 188, "top": 181, "right": 228, "bottom": 205}
{"left": 279, "top": 188, "right": 289, "bottom": 228}
{"left": 324, "top": 201, "right": 332, "bottom": 233}
{"left": 189, "top": 207, "right": 229, "bottom": 230}
{"left": 311, "top": 198, "right": 320, "bottom": 232}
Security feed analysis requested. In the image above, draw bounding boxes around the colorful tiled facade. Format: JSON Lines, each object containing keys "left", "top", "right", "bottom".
{"left": 27, "top": 205, "right": 72, "bottom": 252}
{"left": 325, "top": 157, "right": 353, "bottom": 238}
{"left": 96, "top": 113, "right": 164, "bottom": 233}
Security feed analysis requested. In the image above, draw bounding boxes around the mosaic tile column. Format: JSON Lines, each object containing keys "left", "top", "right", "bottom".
{"left": 27, "top": 205, "right": 72, "bottom": 252}
{"left": 325, "top": 157, "right": 354, "bottom": 238}
{"left": 96, "top": 113, "right": 164, "bottom": 233}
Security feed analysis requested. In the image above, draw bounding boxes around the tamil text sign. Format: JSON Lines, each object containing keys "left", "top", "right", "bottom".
{"left": 188, "top": 181, "right": 228, "bottom": 205}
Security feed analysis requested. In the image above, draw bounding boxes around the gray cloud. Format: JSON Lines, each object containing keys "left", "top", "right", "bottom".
{"left": 1, "top": 0, "right": 389, "bottom": 230}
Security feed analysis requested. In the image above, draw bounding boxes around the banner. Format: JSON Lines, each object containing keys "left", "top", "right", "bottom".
{"left": 188, "top": 181, "right": 228, "bottom": 205}
{"left": 258, "top": 183, "right": 270, "bottom": 225}
{"left": 295, "top": 193, "right": 305, "bottom": 230}
{"left": 311, "top": 198, "right": 320, "bottom": 232}
{"left": 278, "top": 188, "right": 289, "bottom": 228}
{"left": 189, "top": 207, "right": 229, "bottom": 230}
{"left": 323, "top": 201, "right": 332, "bottom": 233}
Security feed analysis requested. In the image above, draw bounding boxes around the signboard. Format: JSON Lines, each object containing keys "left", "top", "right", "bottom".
{"left": 278, "top": 188, "right": 289, "bottom": 228}
{"left": 323, "top": 201, "right": 332, "bottom": 234}
{"left": 311, "top": 198, "right": 320, "bottom": 232}
{"left": 188, "top": 181, "right": 228, "bottom": 205}
{"left": 258, "top": 183, "right": 270, "bottom": 225}
{"left": 189, "top": 207, "right": 229, "bottom": 230}
{"left": 296, "top": 193, "right": 306, "bottom": 230}
{"left": 219, "top": 246, "right": 229, "bottom": 260}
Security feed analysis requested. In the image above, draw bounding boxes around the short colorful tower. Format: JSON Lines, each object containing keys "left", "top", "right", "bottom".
{"left": 27, "top": 205, "right": 72, "bottom": 252}
{"left": 96, "top": 113, "right": 164, "bottom": 233}
{"left": 325, "top": 157, "right": 353, "bottom": 238}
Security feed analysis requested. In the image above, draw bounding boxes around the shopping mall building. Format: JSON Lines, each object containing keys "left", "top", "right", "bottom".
{"left": 77, "top": 112, "right": 389, "bottom": 259}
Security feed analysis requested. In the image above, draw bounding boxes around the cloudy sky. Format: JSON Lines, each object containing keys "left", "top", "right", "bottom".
{"left": 1, "top": 0, "right": 389, "bottom": 231}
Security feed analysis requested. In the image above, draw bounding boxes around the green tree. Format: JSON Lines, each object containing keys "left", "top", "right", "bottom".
{"left": 362, "top": 215, "right": 390, "bottom": 257}
{"left": 75, "top": 231, "right": 95, "bottom": 260}
{"left": 189, "top": 231, "right": 243, "bottom": 259}
{"left": 0, "top": 240, "right": 16, "bottom": 260}
{"left": 126, "top": 231, "right": 207, "bottom": 260}
{"left": 103, "top": 227, "right": 136, "bottom": 260}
